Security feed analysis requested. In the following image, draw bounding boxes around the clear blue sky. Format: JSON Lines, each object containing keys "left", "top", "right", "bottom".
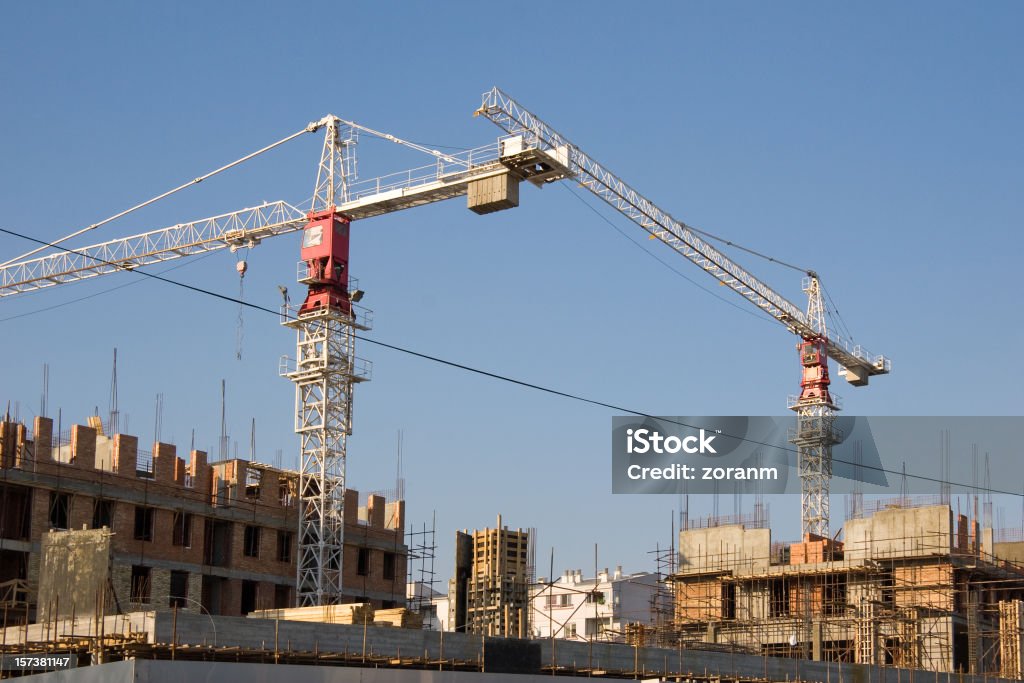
{"left": 1, "top": 3, "right": 1021, "bottom": 584}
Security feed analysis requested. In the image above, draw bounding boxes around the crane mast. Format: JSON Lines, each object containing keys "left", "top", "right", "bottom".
{"left": 281, "top": 117, "right": 370, "bottom": 605}
{"left": 790, "top": 276, "right": 838, "bottom": 538}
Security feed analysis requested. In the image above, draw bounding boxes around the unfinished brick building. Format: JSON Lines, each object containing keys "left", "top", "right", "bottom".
{"left": 0, "top": 414, "right": 407, "bottom": 624}
{"left": 668, "top": 502, "right": 1024, "bottom": 677}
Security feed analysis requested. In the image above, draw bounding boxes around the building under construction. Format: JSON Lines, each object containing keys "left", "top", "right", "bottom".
{"left": 667, "top": 500, "right": 1024, "bottom": 678}
{"left": 0, "top": 414, "right": 408, "bottom": 623}
{"left": 449, "top": 516, "right": 533, "bottom": 637}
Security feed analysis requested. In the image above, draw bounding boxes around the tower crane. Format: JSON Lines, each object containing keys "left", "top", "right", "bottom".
{"left": 0, "top": 87, "right": 888, "bottom": 606}
{"left": 473, "top": 89, "right": 890, "bottom": 538}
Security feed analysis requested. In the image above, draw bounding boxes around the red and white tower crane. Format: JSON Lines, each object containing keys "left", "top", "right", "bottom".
{"left": 473, "top": 89, "right": 890, "bottom": 538}
{"left": 0, "top": 88, "right": 888, "bottom": 605}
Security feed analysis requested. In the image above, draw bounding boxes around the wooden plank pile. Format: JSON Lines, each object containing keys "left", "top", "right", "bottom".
{"left": 374, "top": 607, "right": 423, "bottom": 629}
{"left": 249, "top": 603, "right": 374, "bottom": 625}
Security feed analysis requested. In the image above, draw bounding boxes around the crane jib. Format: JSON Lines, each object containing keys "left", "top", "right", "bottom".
{"left": 477, "top": 87, "right": 889, "bottom": 383}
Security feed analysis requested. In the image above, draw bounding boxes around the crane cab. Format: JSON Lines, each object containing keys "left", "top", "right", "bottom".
{"left": 298, "top": 211, "right": 352, "bottom": 316}
{"left": 796, "top": 339, "right": 834, "bottom": 407}
{"left": 800, "top": 340, "right": 825, "bottom": 367}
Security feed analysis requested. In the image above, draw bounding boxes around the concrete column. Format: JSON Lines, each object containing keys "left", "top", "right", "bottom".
{"left": 113, "top": 434, "right": 138, "bottom": 475}
{"left": 344, "top": 488, "right": 359, "bottom": 521}
{"left": 385, "top": 500, "right": 405, "bottom": 531}
{"left": 368, "top": 494, "right": 386, "bottom": 528}
{"left": 153, "top": 443, "right": 176, "bottom": 483}
{"left": 190, "top": 450, "right": 210, "bottom": 498}
{"left": 33, "top": 416, "right": 53, "bottom": 464}
{"left": 71, "top": 424, "right": 96, "bottom": 470}
{"left": 0, "top": 420, "right": 25, "bottom": 469}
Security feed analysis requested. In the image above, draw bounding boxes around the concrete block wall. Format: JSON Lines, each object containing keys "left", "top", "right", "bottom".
{"left": 0, "top": 610, "right": 1012, "bottom": 683}
{"left": 110, "top": 563, "right": 166, "bottom": 613}
{"left": 25, "top": 551, "right": 40, "bottom": 599}
{"left": 110, "top": 564, "right": 133, "bottom": 610}
{"left": 845, "top": 505, "right": 953, "bottom": 561}
{"left": 148, "top": 568, "right": 173, "bottom": 610}
{"left": 186, "top": 573, "right": 203, "bottom": 610}
{"left": 132, "top": 612, "right": 1024, "bottom": 683}
{"left": 678, "top": 525, "right": 771, "bottom": 574}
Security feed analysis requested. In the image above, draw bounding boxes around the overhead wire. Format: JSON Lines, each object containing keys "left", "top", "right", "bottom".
{"left": 0, "top": 224, "right": 1017, "bottom": 499}
{"left": 0, "top": 189, "right": 314, "bottom": 323}
{"left": 0, "top": 251, "right": 218, "bottom": 323}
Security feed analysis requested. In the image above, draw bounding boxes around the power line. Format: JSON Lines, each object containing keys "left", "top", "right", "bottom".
{"left": 0, "top": 190, "right": 311, "bottom": 324}
{"left": 0, "top": 224, "right": 1016, "bottom": 498}
{"left": 0, "top": 250, "right": 218, "bottom": 323}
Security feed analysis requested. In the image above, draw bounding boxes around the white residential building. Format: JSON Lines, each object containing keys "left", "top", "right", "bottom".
{"left": 406, "top": 581, "right": 451, "bottom": 631}
{"left": 529, "top": 566, "right": 660, "bottom": 642}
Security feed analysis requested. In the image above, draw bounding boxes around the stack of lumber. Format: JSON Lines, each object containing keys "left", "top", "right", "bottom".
{"left": 248, "top": 603, "right": 374, "bottom": 624}
{"left": 373, "top": 607, "right": 423, "bottom": 629}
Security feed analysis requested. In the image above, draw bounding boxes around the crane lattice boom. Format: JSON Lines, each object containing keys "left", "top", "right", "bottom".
{"left": 475, "top": 87, "right": 890, "bottom": 386}
{"left": 0, "top": 136, "right": 546, "bottom": 296}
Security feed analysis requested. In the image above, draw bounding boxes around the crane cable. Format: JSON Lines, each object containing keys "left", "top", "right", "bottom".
{"left": 561, "top": 184, "right": 777, "bottom": 326}
{"left": 687, "top": 223, "right": 810, "bottom": 275}
{"left": 822, "top": 283, "right": 856, "bottom": 344}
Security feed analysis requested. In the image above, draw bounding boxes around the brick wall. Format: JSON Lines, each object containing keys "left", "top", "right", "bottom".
{"left": 0, "top": 416, "right": 409, "bottom": 618}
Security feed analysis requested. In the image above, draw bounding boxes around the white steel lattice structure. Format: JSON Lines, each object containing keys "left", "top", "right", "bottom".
{"left": 279, "top": 303, "right": 371, "bottom": 604}
{"left": 0, "top": 202, "right": 308, "bottom": 297}
{"left": 792, "top": 403, "right": 836, "bottom": 538}
{"left": 788, "top": 275, "right": 840, "bottom": 537}
{"left": 281, "top": 117, "right": 369, "bottom": 605}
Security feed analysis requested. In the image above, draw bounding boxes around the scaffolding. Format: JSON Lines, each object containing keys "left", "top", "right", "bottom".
{"left": 406, "top": 514, "right": 437, "bottom": 627}
{"left": 665, "top": 498, "right": 1024, "bottom": 676}
{"left": 649, "top": 540, "right": 677, "bottom": 647}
